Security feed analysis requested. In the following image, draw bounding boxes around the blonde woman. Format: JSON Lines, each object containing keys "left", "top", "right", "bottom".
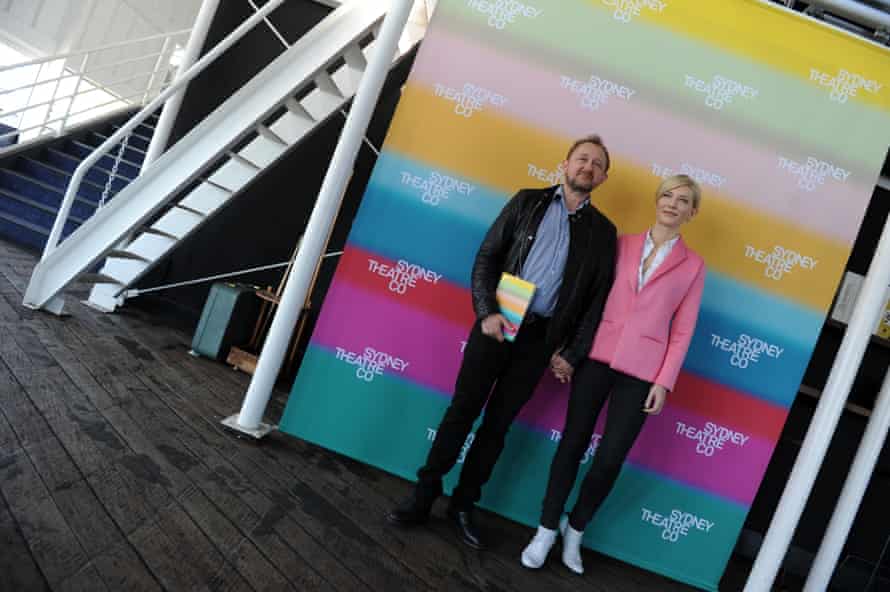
{"left": 522, "top": 174, "right": 706, "bottom": 574}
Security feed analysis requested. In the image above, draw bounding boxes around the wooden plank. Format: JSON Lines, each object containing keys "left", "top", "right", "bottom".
{"left": 0, "top": 475, "right": 50, "bottom": 592}
{"left": 85, "top": 454, "right": 175, "bottom": 536}
{"left": 56, "top": 564, "right": 110, "bottom": 592}
{"left": 128, "top": 515, "right": 212, "bottom": 592}
{"left": 91, "top": 542, "right": 163, "bottom": 592}
{"left": 0, "top": 448, "right": 89, "bottom": 585}
{"left": 178, "top": 483, "right": 295, "bottom": 592}
{"left": 52, "top": 478, "right": 127, "bottom": 558}
{"left": 0, "top": 366, "right": 56, "bottom": 449}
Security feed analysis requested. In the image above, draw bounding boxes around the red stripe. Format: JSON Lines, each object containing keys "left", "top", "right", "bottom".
{"left": 670, "top": 372, "right": 788, "bottom": 441}
{"left": 336, "top": 245, "right": 476, "bottom": 328}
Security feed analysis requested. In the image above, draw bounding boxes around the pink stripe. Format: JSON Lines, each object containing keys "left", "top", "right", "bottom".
{"left": 626, "top": 407, "right": 774, "bottom": 505}
{"left": 411, "top": 28, "right": 869, "bottom": 243}
{"left": 312, "top": 279, "right": 469, "bottom": 394}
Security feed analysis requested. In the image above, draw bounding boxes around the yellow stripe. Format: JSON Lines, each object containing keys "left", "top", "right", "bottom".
{"left": 607, "top": 0, "right": 890, "bottom": 111}
{"left": 386, "top": 84, "right": 848, "bottom": 311}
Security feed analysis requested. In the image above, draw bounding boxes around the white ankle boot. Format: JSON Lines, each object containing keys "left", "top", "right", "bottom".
{"left": 520, "top": 526, "right": 557, "bottom": 569}
{"left": 559, "top": 516, "right": 585, "bottom": 575}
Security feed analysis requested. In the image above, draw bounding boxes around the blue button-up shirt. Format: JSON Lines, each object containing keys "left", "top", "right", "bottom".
{"left": 521, "top": 186, "right": 588, "bottom": 316}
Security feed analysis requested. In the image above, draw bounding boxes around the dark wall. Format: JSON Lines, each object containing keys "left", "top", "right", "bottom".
{"left": 166, "top": 0, "right": 332, "bottom": 150}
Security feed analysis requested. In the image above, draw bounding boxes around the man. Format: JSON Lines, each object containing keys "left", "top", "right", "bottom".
{"left": 387, "top": 135, "right": 618, "bottom": 549}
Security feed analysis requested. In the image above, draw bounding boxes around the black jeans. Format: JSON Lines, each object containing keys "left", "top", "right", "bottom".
{"left": 540, "top": 359, "right": 651, "bottom": 531}
{"left": 417, "top": 316, "right": 551, "bottom": 510}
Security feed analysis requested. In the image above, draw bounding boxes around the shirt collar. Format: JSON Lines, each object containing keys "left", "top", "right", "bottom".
{"left": 555, "top": 185, "right": 589, "bottom": 212}
{"left": 645, "top": 228, "right": 680, "bottom": 250}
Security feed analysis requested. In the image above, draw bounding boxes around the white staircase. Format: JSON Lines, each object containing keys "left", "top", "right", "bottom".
{"left": 23, "top": 1, "right": 408, "bottom": 314}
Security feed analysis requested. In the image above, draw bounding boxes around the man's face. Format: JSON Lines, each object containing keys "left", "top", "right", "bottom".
{"left": 563, "top": 142, "right": 608, "bottom": 194}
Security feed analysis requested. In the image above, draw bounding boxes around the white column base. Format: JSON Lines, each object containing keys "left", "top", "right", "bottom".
{"left": 221, "top": 414, "right": 276, "bottom": 439}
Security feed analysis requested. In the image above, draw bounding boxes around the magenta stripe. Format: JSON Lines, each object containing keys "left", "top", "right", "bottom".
{"left": 411, "top": 27, "right": 869, "bottom": 243}
{"left": 311, "top": 279, "right": 469, "bottom": 394}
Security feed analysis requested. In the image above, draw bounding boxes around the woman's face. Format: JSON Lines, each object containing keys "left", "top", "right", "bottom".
{"left": 656, "top": 184, "right": 697, "bottom": 229}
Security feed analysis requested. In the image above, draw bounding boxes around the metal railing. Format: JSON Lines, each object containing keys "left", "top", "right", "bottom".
{"left": 0, "top": 28, "right": 190, "bottom": 150}
{"left": 41, "top": 0, "right": 289, "bottom": 260}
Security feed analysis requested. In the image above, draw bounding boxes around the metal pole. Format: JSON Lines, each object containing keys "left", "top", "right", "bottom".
{"left": 226, "top": 0, "right": 413, "bottom": 437}
{"left": 807, "top": 0, "right": 890, "bottom": 30}
{"left": 744, "top": 213, "right": 890, "bottom": 591}
{"left": 142, "top": 0, "right": 220, "bottom": 169}
{"left": 803, "top": 365, "right": 890, "bottom": 591}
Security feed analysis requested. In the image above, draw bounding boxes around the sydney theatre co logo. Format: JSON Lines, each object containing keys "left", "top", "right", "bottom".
{"left": 710, "top": 333, "right": 784, "bottom": 368}
{"left": 434, "top": 82, "right": 507, "bottom": 117}
{"left": 366, "top": 258, "right": 443, "bottom": 295}
{"left": 602, "top": 0, "right": 667, "bottom": 23}
{"left": 777, "top": 156, "right": 851, "bottom": 192}
{"left": 810, "top": 67, "right": 884, "bottom": 103}
{"left": 527, "top": 162, "right": 564, "bottom": 185}
{"left": 675, "top": 420, "right": 750, "bottom": 457}
{"left": 744, "top": 244, "right": 818, "bottom": 281}
{"left": 685, "top": 74, "right": 758, "bottom": 110}
{"left": 641, "top": 507, "right": 715, "bottom": 542}
{"left": 466, "top": 0, "right": 542, "bottom": 29}
{"left": 561, "top": 74, "right": 636, "bottom": 111}
{"left": 335, "top": 347, "right": 409, "bottom": 382}
{"left": 400, "top": 170, "right": 476, "bottom": 206}
{"left": 652, "top": 162, "right": 727, "bottom": 189}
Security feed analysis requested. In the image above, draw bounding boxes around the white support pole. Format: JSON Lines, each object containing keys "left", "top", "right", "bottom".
{"left": 744, "top": 213, "right": 890, "bottom": 591}
{"left": 803, "top": 366, "right": 890, "bottom": 591}
{"left": 224, "top": 0, "right": 413, "bottom": 438}
{"left": 141, "top": 0, "right": 220, "bottom": 170}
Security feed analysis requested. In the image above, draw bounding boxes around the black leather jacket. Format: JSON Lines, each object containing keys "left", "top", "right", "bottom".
{"left": 471, "top": 185, "right": 617, "bottom": 367}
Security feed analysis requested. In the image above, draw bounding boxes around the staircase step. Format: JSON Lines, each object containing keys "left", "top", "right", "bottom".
{"left": 43, "top": 148, "right": 132, "bottom": 192}
{"left": 0, "top": 187, "right": 85, "bottom": 232}
{"left": 64, "top": 140, "right": 142, "bottom": 179}
{"left": 0, "top": 211, "right": 50, "bottom": 251}
{"left": 0, "top": 168, "right": 99, "bottom": 219}
{"left": 87, "top": 132, "right": 146, "bottom": 163}
{"left": 12, "top": 158, "right": 110, "bottom": 203}
{"left": 109, "top": 126, "right": 151, "bottom": 151}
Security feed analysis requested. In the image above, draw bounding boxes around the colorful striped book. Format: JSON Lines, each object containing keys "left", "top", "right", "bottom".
{"left": 496, "top": 273, "right": 536, "bottom": 342}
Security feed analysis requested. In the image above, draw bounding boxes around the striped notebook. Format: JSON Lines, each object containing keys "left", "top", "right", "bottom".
{"left": 496, "top": 273, "right": 536, "bottom": 342}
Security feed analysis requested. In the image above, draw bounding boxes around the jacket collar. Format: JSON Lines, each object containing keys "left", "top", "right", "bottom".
{"left": 628, "top": 231, "right": 688, "bottom": 290}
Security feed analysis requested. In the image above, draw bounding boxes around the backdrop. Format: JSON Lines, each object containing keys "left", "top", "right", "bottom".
{"left": 280, "top": 1, "right": 890, "bottom": 588}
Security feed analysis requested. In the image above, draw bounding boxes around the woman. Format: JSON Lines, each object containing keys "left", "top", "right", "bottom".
{"left": 521, "top": 174, "right": 706, "bottom": 574}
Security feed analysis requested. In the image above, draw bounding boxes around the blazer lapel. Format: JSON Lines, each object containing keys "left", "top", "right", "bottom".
{"left": 644, "top": 236, "right": 688, "bottom": 288}
{"left": 627, "top": 232, "right": 646, "bottom": 292}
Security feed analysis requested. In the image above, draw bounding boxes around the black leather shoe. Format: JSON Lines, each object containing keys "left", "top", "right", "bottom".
{"left": 447, "top": 507, "right": 485, "bottom": 550}
{"left": 387, "top": 490, "right": 436, "bottom": 526}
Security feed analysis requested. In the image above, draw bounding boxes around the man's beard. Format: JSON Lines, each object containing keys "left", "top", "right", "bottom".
{"left": 566, "top": 173, "right": 594, "bottom": 193}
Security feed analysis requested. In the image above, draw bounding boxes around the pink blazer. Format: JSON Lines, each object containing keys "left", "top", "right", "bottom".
{"left": 589, "top": 232, "right": 705, "bottom": 391}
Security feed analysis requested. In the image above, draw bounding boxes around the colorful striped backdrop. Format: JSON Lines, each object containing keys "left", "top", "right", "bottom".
{"left": 280, "top": 1, "right": 890, "bottom": 588}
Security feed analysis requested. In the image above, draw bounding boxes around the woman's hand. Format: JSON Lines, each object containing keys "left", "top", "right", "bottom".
{"left": 643, "top": 384, "right": 667, "bottom": 415}
{"left": 550, "top": 353, "right": 574, "bottom": 383}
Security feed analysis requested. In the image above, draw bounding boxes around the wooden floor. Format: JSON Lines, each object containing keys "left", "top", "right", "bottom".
{"left": 0, "top": 238, "right": 776, "bottom": 591}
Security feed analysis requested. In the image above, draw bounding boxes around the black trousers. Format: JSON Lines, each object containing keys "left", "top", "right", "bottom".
{"left": 540, "top": 359, "right": 651, "bottom": 531}
{"left": 417, "top": 317, "right": 551, "bottom": 510}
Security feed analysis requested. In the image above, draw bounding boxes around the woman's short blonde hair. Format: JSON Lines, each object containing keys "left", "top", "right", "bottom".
{"left": 656, "top": 174, "right": 702, "bottom": 210}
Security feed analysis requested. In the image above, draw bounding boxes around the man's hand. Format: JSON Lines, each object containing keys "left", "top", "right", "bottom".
{"left": 643, "top": 384, "right": 667, "bottom": 415}
{"left": 550, "top": 353, "right": 574, "bottom": 384}
{"left": 481, "top": 314, "right": 513, "bottom": 342}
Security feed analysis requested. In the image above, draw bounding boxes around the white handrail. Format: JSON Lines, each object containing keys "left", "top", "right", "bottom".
{"left": 0, "top": 29, "right": 191, "bottom": 74}
{"left": 41, "top": 0, "right": 288, "bottom": 259}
